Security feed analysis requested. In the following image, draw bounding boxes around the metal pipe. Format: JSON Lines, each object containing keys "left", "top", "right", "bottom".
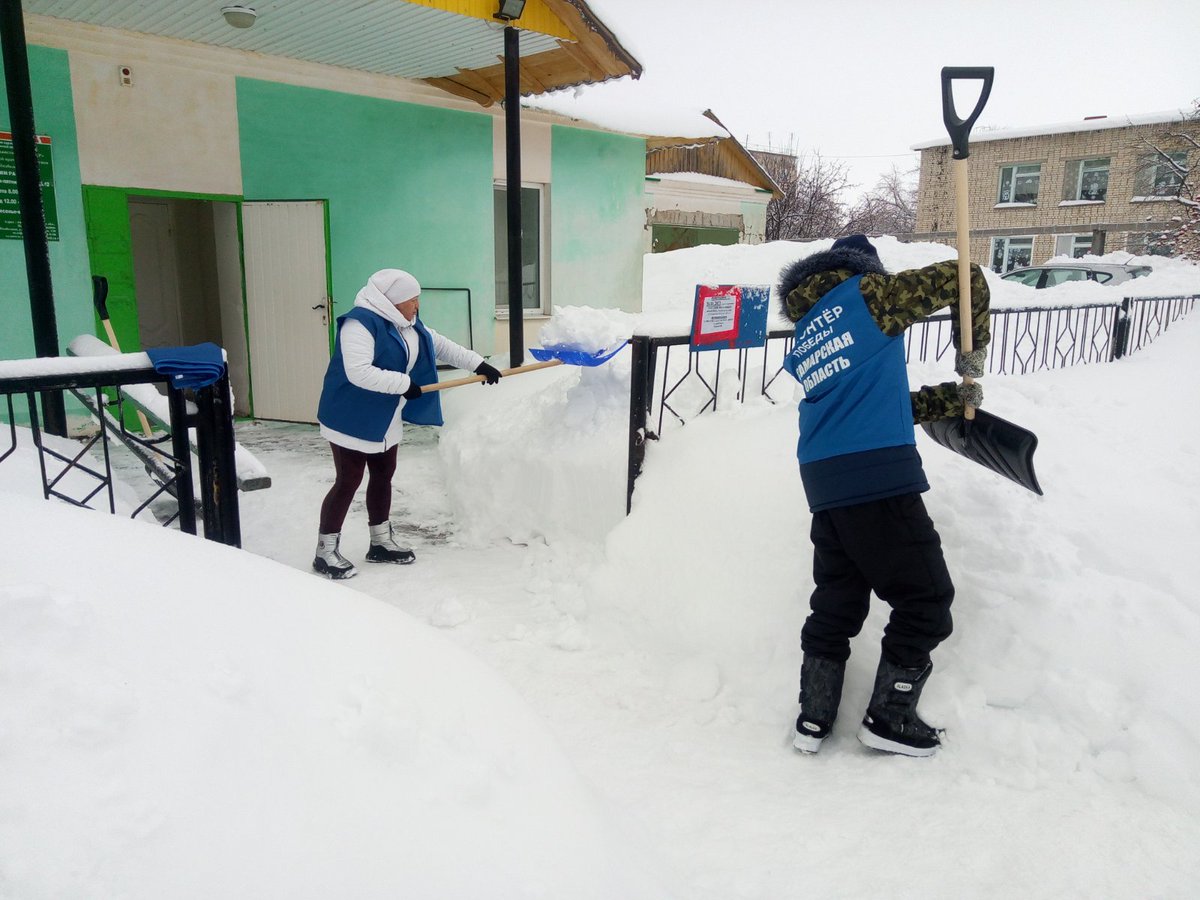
{"left": 0, "top": 0, "right": 66, "bottom": 435}
{"left": 626, "top": 335, "right": 652, "bottom": 515}
{"left": 503, "top": 24, "right": 523, "bottom": 366}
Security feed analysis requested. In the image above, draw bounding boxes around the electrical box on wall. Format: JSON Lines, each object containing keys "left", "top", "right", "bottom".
{"left": 118, "top": 65, "right": 133, "bottom": 87}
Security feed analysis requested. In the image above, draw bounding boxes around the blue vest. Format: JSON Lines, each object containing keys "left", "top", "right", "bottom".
{"left": 317, "top": 307, "right": 443, "bottom": 441}
{"left": 784, "top": 276, "right": 927, "bottom": 510}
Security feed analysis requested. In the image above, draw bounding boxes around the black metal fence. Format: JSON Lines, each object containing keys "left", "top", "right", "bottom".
{"left": 626, "top": 294, "right": 1196, "bottom": 511}
{"left": 0, "top": 364, "right": 242, "bottom": 546}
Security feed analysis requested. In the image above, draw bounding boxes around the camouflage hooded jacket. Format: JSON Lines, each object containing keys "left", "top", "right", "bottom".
{"left": 778, "top": 247, "right": 991, "bottom": 422}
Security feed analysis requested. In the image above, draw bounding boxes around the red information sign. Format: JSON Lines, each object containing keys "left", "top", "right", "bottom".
{"left": 690, "top": 285, "right": 742, "bottom": 348}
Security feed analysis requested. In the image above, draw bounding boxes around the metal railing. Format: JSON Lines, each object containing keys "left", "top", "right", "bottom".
{"left": 0, "top": 363, "right": 242, "bottom": 546}
{"left": 626, "top": 293, "right": 1196, "bottom": 511}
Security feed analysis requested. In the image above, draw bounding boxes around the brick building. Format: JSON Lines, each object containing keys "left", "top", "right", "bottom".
{"left": 910, "top": 110, "right": 1194, "bottom": 271}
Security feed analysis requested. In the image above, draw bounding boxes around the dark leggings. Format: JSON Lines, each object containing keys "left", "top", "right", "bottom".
{"left": 318, "top": 443, "right": 398, "bottom": 533}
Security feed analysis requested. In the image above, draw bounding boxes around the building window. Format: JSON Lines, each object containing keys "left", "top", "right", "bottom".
{"left": 990, "top": 235, "right": 1034, "bottom": 272}
{"left": 1054, "top": 234, "right": 1092, "bottom": 258}
{"left": 1134, "top": 151, "right": 1188, "bottom": 198}
{"left": 1063, "top": 158, "right": 1110, "bottom": 202}
{"left": 997, "top": 163, "right": 1041, "bottom": 204}
{"left": 494, "top": 183, "right": 548, "bottom": 316}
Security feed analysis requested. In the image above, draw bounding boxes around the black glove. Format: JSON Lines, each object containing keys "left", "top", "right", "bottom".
{"left": 956, "top": 381, "right": 983, "bottom": 410}
{"left": 474, "top": 361, "right": 502, "bottom": 385}
{"left": 955, "top": 349, "right": 987, "bottom": 379}
{"left": 402, "top": 380, "right": 423, "bottom": 400}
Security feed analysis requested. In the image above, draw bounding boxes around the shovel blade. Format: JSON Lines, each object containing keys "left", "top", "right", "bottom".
{"left": 528, "top": 342, "right": 627, "bottom": 367}
{"left": 922, "top": 409, "right": 1043, "bottom": 495}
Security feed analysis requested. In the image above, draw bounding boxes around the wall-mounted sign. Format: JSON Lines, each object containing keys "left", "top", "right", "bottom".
{"left": 0, "top": 132, "right": 58, "bottom": 241}
{"left": 689, "top": 284, "right": 770, "bottom": 351}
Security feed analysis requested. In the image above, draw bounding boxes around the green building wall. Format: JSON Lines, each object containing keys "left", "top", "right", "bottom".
{"left": 235, "top": 78, "right": 495, "bottom": 352}
{"left": 1, "top": 46, "right": 93, "bottom": 362}
{"left": 550, "top": 125, "right": 645, "bottom": 312}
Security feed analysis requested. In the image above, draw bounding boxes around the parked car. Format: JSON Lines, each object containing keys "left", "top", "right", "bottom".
{"left": 1001, "top": 263, "right": 1152, "bottom": 288}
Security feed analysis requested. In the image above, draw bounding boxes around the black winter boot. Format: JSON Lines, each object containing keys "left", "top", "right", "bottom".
{"left": 857, "top": 657, "right": 941, "bottom": 757}
{"left": 365, "top": 521, "right": 416, "bottom": 565}
{"left": 793, "top": 655, "right": 846, "bottom": 753}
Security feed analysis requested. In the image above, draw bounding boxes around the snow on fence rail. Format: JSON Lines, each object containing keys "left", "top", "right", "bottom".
{"left": 625, "top": 294, "right": 1196, "bottom": 511}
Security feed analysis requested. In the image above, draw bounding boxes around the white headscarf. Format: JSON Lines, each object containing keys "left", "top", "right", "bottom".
{"left": 354, "top": 269, "right": 421, "bottom": 328}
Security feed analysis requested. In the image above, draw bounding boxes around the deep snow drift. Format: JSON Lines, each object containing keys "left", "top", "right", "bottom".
{"left": 3, "top": 237, "right": 1199, "bottom": 898}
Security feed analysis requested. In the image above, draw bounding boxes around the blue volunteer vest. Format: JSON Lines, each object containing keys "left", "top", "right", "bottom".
{"left": 317, "top": 307, "right": 443, "bottom": 441}
{"left": 783, "top": 275, "right": 927, "bottom": 510}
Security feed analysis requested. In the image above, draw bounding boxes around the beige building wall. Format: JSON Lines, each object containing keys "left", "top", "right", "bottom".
{"left": 913, "top": 118, "right": 1192, "bottom": 268}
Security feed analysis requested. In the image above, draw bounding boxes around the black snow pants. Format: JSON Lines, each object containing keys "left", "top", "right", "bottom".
{"left": 801, "top": 492, "right": 954, "bottom": 670}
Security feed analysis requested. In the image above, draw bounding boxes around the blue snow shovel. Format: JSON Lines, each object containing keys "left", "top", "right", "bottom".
{"left": 420, "top": 341, "right": 628, "bottom": 392}
{"left": 920, "top": 67, "right": 1043, "bottom": 496}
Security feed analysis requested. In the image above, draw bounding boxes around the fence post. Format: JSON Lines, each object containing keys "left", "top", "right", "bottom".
{"left": 626, "top": 335, "right": 653, "bottom": 515}
{"left": 167, "top": 383, "right": 197, "bottom": 536}
{"left": 1112, "top": 297, "right": 1132, "bottom": 360}
{"left": 193, "top": 369, "right": 242, "bottom": 547}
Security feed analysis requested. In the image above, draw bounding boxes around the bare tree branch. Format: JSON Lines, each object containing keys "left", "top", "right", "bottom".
{"left": 1129, "top": 99, "right": 1200, "bottom": 258}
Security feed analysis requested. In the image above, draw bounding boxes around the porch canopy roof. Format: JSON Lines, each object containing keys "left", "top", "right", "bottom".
{"left": 21, "top": 0, "right": 641, "bottom": 105}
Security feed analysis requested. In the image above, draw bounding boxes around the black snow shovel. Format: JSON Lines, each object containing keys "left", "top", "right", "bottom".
{"left": 921, "top": 67, "right": 1043, "bottom": 496}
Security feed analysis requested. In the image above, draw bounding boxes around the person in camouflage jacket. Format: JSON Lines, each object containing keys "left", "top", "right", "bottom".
{"left": 779, "top": 234, "right": 989, "bottom": 758}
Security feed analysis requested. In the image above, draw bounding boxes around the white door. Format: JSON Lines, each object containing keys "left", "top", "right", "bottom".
{"left": 242, "top": 201, "right": 330, "bottom": 422}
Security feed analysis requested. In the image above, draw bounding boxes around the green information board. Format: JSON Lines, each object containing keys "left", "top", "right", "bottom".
{"left": 0, "top": 132, "right": 58, "bottom": 241}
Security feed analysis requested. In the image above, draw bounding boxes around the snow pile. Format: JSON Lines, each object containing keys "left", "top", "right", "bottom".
{"left": 447, "top": 235, "right": 1200, "bottom": 548}
{"left": 639, "top": 236, "right": 1200, "bottom": 328}
{"left": 0, "top": 492, "right": 663, "bottom": 899}
{"left": 535, "top": 304, "right": 636, "bottom": 353}
{"left": 439, "top": 357, "right": 632, "bottom": 546}
{"left": 0, "top": 425, "right": 149, "bottom": 518}
{"left": 6, "top": 236, "right": 1200, "bottom": 898}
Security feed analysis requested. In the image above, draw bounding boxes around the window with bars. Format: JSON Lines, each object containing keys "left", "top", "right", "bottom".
{"left": 997, "top": 163, "right": 1041, "bottom": 204}
{"left": 1062, "top": 158, "right": 1110, "bottom": 201}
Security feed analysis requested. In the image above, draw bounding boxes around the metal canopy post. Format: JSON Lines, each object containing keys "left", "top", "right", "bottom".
{"left": 503, "top": 23, "right": 524, "bottom": 367}
{"left": 0, "top": 0, "right": 67, "bottom": 436}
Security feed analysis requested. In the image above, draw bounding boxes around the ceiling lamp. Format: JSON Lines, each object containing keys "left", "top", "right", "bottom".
{"left": 494, "top": 0, "right": 526, "bottom": 21}
{"left": 221, "top": 6, "right": 258, "bottom": 29}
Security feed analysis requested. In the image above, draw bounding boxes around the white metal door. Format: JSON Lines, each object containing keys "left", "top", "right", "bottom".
{"left": 242, "top": 201, "right": 330, "bottom": 422}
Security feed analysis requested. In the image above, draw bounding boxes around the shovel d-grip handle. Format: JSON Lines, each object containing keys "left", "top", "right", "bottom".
{"left": 941, "top": 67, "right": 994, "bottom": 160}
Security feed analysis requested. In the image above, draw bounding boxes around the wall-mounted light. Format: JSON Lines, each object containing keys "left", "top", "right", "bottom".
{"left": 221, "top": 5, "right": 258, "bottom": 28}
{"left": 494, "top": 0, "right": 526, "bottom": 21}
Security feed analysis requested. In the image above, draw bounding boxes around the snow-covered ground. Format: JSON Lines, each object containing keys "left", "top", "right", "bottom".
{"left": 3, "top": 239, "right": 1199, "bottom": 898}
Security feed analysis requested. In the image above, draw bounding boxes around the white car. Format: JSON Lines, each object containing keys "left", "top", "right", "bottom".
{"left": 1001, "top": 262, "right": 1152, "bottom": 288}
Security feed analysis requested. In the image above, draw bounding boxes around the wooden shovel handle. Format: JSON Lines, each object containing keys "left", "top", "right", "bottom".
{"left": 419, "top": 358, "right": 563, "bottom": 393}
{"left": 101, "top": 315, "right": 155, "bottom": 436}
{"left": 954, "top": 157, "right": 976, "bottom": 421}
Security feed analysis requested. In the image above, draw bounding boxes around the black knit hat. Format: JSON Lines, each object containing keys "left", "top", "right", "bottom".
{"left": 831, "top": 234, "right": 881, "bottom": 264}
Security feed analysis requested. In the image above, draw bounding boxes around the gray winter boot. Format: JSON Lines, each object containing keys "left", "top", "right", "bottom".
{"left": 793, "top": 655, "right": 846, "bottom": 753}
{"left": 313, "top": 532, "right": 357, "bottom": 580}
{"left": 857, "top": 657, "right": 941, "bottom": 757}
{"left": 365, "top": 521, "right": 416, "bottom": 565}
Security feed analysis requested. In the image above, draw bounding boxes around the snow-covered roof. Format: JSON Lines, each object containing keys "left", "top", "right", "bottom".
{"left": 526, "top": 78, "right": 725, "bottom": 140}
{"left": 911, "top": 109, "right": 1191, "bottom": 151}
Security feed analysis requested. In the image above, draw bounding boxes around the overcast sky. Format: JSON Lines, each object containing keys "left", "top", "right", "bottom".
{"left": 543, "top": 0, "right": 1200, "bottom": 199}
